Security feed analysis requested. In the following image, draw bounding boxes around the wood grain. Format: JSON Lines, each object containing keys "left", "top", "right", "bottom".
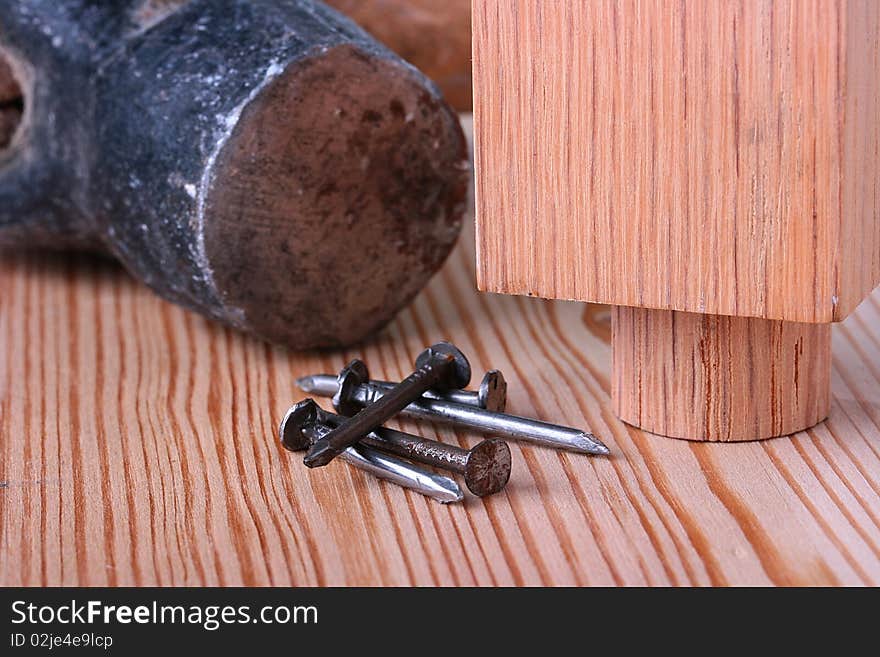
{"left": 473, "top": 0, "right": 880, "bottom": 323}
{"left": 326, "top": 0, "right": 472, "bottom": 111}
{"left": 2, "top": 118, "right": 880, "bottom": 586}
{"left": 612, "top": 308, "right": 831, "bottom": 441}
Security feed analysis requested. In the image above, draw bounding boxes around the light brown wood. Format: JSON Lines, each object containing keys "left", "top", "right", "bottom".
{"left": 326, "top": 0, "right": 472, "bottom": 110}
{"left": 2, "top": 118, "right": 880, "bottom": 586}
{"left": 612, "top": 308, "right": 831, "bottom": 441}
{"left": 473, "top": 0, "right": 880, "bottom": 323}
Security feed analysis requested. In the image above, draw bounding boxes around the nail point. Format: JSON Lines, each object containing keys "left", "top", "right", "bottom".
{"left": 439, "top": 487, "right": 466, "bottom": 504}
{"left": 577, "top": 432, "right": 610, "bottom": 456}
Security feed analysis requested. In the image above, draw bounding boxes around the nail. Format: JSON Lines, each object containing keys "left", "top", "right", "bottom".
{"left": 320, "top": 360, "right": 610, "bottom": 456}
{"left": 303, "top": 342, "right": 471, "bottom": 468}
{"left": 297, "top": 369, "right": 507, "bottom": 412}
{"left": 280, "top": 400, "right": 463, "bottom": 504}
{"left": 319, "top": 408, "right": 511, "bottom": 496}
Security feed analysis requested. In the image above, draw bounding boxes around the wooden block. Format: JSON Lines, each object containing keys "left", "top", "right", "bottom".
{"left": 612, "top": 307, "right": 831, "bottom": 440}
{"left": 473, "top": 0, "right": 880, "bottom": 323}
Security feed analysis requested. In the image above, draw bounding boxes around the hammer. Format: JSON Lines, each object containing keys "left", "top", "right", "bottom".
{"left": 0, "top": 0, "right": 468, "bottom": 349}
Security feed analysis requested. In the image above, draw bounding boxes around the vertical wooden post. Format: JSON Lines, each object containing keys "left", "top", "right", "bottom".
{"left": 611, "top": 308, "right": 830, "bottom": 441}
{"left": 472, "top": 1, "right": 880, "bottom": 441}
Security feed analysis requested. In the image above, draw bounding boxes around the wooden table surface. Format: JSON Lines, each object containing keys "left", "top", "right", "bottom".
{"left": 2, "top": 118, "right": 880, "bottom": 586}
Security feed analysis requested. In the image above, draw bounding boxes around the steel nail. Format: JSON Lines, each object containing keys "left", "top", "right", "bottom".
{"left": 297, "top": 368, "right": 507, "bottom": 412}
{"left": 318, "top": 407, "right": 511, "bottom": 496}
{"left": 303, "top": 342, "right": 471, "bottom": 468}
{"left": 280, "top": 400, "right": 463, "bottom": 504}
{"left": 319, "top": 360, "right": 609, "bottom": 456}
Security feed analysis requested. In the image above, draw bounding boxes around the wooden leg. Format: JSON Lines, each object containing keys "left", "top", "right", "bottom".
{"left": 611, "top": 307, "right": 831, "bottom": 441}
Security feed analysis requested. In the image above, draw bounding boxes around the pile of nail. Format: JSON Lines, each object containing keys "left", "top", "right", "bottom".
{"left": 279, "top": 342, "right": 609, "bottom": 503}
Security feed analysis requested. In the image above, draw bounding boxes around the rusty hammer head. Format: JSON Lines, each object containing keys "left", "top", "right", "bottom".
{"left": 0, "top": 1, "right": 468, "bottom": 350}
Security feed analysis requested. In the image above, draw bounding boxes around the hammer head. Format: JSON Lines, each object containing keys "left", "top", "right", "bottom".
{"left": 0, "top": 1, "right": 468, "bottom": 350}
{"left": 332, "top": 359, "right": 370, "bottom": 416}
